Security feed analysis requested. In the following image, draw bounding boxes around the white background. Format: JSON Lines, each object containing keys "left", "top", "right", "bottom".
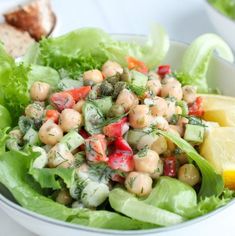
{"left": 0, "top": 0, "right": 226, "bottom": 235}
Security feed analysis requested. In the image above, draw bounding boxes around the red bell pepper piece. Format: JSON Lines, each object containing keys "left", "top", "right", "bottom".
{"left": 114, "top": 137, "right": 133, "bottom": 154}
{"left": 111, "top": 173, "right": 125, "bottom": 183}
{"left": 50, "top": 92, "right": 75, "bottom": 111}
{"left": 108, "top": 152, "right": 134, "bottom": 172}
{"left": 45, "top": 110, "right": 60, "bottom": 124}
{"left": 79, "top": 129, "right": 90, "bottom": 139}
{"left": 164, "top": 156, "right": 177, "bottom": 177}
{"left": 157, "top": 65, "right": 171, "bottom": 78}
{"left": 66, "top": 86, "right": 91, "bottom": 102}
{"left": 103, "top": 117, "right": 129, "bottom": 138}
{"left": 85, "top": 134, "right": 108, "bottom": 163}
{"left": 188, "top": 96, "right": 204, "bottom": 117}
{"left": 127, "top": 56, "right": 148, "bottom": 74}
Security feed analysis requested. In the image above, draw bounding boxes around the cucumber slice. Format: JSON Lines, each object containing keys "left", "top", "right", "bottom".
{"left": 92, "top": 96, "right": 113, "bottom": 116}
{"left": 126, "top": 129, "right": 145, "bottom": 148}
{"left": 83, "top": 102, "right": 105, "bottom": 135}
{"left": 109, "top": 188, "right": 185, "bottom": 226}
{"left": 60, "top": 130, "right": 84, "bottom": 151}
{"left": 58, "top": 78, "right": 83, "bottom": 90}
{"left": 23, "top": 128, "right": 40, "bottom": 145}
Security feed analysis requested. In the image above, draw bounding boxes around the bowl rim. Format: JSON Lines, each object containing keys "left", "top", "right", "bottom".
{"left": 205, "top": 0, "right": 235, "bottom": 24}
{"left": 0, "top": 35, "right": 235, "bottom": 235}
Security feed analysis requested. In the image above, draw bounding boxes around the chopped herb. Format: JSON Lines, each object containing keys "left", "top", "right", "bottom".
{"left": 127, "top": 176, "right": 137, "bottom": 189}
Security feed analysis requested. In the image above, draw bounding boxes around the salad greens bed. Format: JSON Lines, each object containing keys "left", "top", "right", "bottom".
{"left": 208, "top": 0, "right": 235, "bottom": 20}
{"left": 0, "top": 25, "right": 234, "bottom": 230}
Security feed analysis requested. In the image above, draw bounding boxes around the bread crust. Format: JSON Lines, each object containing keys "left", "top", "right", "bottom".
{"left": 4, "top": 0, "right": 56, "bottom": 41}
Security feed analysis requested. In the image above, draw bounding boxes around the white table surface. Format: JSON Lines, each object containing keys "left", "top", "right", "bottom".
{"left": 0, "top": 0, "right": 227, "bottom": 235}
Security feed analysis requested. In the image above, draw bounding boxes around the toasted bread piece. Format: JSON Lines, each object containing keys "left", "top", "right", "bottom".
{"left": 0, "top": 23, "right": 35, "bottom": 58}
{"left": 4, "top": 0, "right": 56, "bottom": 41}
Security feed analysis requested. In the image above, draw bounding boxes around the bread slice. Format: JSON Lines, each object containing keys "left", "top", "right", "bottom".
{"left": 0, "top": 23, "right": 35, "bottom": 58}
{"left": 4, "top": 0, "right": 56, "bottom": 41}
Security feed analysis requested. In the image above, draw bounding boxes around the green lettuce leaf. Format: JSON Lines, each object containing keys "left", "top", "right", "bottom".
{"left": 109, "top": 188, "right": 185, "bottom": 226}
{"left": 178, "top": 34, "right": 234, "bottom": 92}
{"left": 208, "top": 0, "right": 235, "bottom": 20}
{"left": 102, "top": 24, "right": 169, "bottom": 68}
{"left": 158, "top": 130, "right": 224, "bottom": 198}
{"left": 145, "top": 177, "right": 197, "bottom": 218}
{"left": 29, "top": 165, "right": 75, "bottom": 190}
{"left": 38, "top": 26, "right": 169, "bottom": 78}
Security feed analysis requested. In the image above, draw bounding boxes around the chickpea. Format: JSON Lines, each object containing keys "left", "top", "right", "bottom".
{"left": 39, "top": 120, "right": 63, "bottom": 146}
{"left": 56, "top": 189, "right": 72, "bottom": 205}
{"left": 125, "top": 172, "right": 152, "bottom": 196}
{"left": 129, "top": 105, "right": 151, "bottom": 129}
{"left": 59, "top": 109, "right": 82, "bottom": 132}
{"left": 108, "top": 104, "right": 125, "bottom": 118}
{"left": 169, "top": 125, "right": 184, "bottom": 137}
{"left": 151, "top": 159, "right": 164, "bottom": 179}
{"left": 164, "top": 100, "right": 176, "bottom": 121}
{"left": 73, "top": 100, "right": 85, "bottom": 113}
{"left": 25, "top": 103, "right": 44, "bottom": 120}
{"left": 152, "top": 116, "right": 169, "bottom": 130}
{"left": 83, "top": 69, "right": 103, "bottom": 85}
{"left": 102, "top": 60, "right": 123, "bottom": 78}
{"left": 48, "top": 143, "right": 75, "bottom": 168}
{"left": 147, "top": 79, "right": 161, "bottom": 96}
{"left": 178, "top": 164, "right": 200, "bottom": 186}
{"left": 145, "top": 97, "right": 167, "bottom": 116}
{"left": 116, "top": 89, "right": 138, "bottom": 112}
{"left": 161, "top": 77, "right": 183, "bottom": 100}
{"left": 182, "top": 85, "right": 197, "bottom": 104}
{"left": 148, "top": 71, "right": 161, "bottom": 81}
{"left": 30, "top": 81, "right": 50, "bottom": 101}
{"left": 134, "top": 149, "right": 159, "bottom": 174}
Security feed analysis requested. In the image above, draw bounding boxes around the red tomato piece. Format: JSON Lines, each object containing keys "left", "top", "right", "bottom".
{"left": 164, "top": 156, "right": 177, "bottom": 177}
{"left": 50, "top": 92, "right": 75, "bottom": 111}
{"left": 85, "top": 134, "right": 108, "bottom": 163}
{"left": 103, "top": 117, "right": 129, "bottom": 138}
{"left": 188, "top": 96, "right": 204, "bottom": 117}
{"left": 127, "top": 56, "right": 148, "bottom": 74}
{"left": 108, "top": 152, "right": 134, "bottom": 172}
{"left": 45, "top": 110, "right": 60, "bottom": 123}
{"left": 114, "top": 137, "right": 133, "bottom": 154}
{"left": 66, "top": 86, "right": 91, "bottom": 102}
{"left": 157, "top": 65, "right": 171, "bottom": 78}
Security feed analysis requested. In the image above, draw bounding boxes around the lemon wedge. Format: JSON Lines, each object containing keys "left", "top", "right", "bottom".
{"left": 200, "top": 127, "right": 235, "bottom": 189}
{"left": 200, "top": 94, "right": 235, "bottom": 127}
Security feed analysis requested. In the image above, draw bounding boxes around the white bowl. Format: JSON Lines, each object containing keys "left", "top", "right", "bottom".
{"left": 1, "top": 35, "right": 235, "bottom": 236}
{"left": 205, "top": 0, "right": 235, "bottom": 51}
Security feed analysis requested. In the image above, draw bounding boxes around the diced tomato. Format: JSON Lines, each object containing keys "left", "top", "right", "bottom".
{"left": 66, "top": 86, "right": 91, "bottom": 102}
{"left": 108, "top": 152, "right": 134, "bottom": 172}
{"left": 50, "top": 92, "right": 75, "bottom": 111}
{"left": 188, "top": 96, "right": 204, "bottom": 117}
{"left": 85, "top": 134, "right": 108, "bottom": 163}
{"left": 157, "top": 65, "right": 171, "bottom": 78}
{"left": 114, "top": 137, "right": 133, "bottom": 154}
{"left": 79, "top": 129, "right": 90, "bottom": 139}
{"left": 164, "top": 156, "right": 177, "bottom": 177}
{"left": 45, "top": 110, "right": 60, "bottom": 123}
{"left": 127, "top": 56, "right": 148, "bottom": 74}
{"left": 103, "top": 117, "right": 129, "bottom": 138}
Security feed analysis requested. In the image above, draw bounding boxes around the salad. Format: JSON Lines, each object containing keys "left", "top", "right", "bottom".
{"left": 0, "top": 26, "right": 235, "bottom": 230}
{"left": 208, "top": 0, "right": 235, "bottom": 20}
